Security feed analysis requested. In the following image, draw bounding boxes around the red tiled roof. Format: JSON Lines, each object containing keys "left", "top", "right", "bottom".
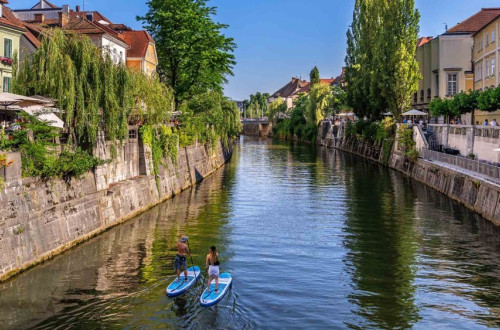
{"left": 294, "top": 82, "right": 310, "bottom": 95}
{"left": 447, "top": 8, "right": 500, "bottom": 34}
{"left": 272, "top": 78, "right": 308, "bottom": 98}
{"left": 417, "top": 36, "right": 433, "bottom": 47}
{"left": 29, "top": 15, "right": 129, "bottom": 46}
{"left": 0, "top": 5, "right": 27, "bottom": 32}
{"left": 110, "top": 23, "right": 132, "bottom": 32}
{"left": 121, "top": 30, "right": 154, "bottom": 58}
{"left": 291, "top": 79, "right": 334, "bottom": 96}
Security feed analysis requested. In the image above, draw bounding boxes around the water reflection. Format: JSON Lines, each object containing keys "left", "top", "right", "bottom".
{"left": 1, "top": 138, "right": 500, "bottom": 328}
{"left": 0, "top": 158, "right": 243, "bottom": 329}
{"left": 340, "top": 154, "right": 420, "bottom": 328}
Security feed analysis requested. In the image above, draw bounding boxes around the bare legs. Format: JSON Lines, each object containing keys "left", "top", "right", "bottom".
{"left": 206, "top": 275, "right": 219, "bottom": 293}
{"left": 184, "top": 269, "right": 189, "bottom": 281}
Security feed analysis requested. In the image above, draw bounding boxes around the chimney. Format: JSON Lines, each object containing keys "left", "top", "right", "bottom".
{"left": 292, "top": 77, "right": 297, "bottom": 83}
{"left": 76, "top": 5, "right": 81, "bottom": 12}
{"left": 62, "top": 4, "right": 70, "bottom": 14}
{"left": 34, "top": 13, "right": 45, "bottom": 23}
{"left": 59, "top": 12, "right": 69, "bottom": 27}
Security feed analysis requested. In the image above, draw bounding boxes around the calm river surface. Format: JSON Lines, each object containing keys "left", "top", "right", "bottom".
{"left": 2, "top": 137, "right": 500, "bottom": 329}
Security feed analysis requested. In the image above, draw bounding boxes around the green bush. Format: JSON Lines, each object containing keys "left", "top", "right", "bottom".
{"left": 397, "top": 126, "right": 419, "bottom": 162}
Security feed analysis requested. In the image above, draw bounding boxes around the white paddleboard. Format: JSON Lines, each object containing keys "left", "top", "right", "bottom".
{"left": 200, "top": 272, "right": 232, "bottom": 307}
{"left": 166, "top": 266, "right": 201, "bottom": 297}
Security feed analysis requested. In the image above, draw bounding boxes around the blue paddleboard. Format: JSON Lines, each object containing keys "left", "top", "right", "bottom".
{"left": 166, "top": 266, "right": 201, "bottom": 297}
{"left": 200, "top": 273, "right": 232, "bottom": 307}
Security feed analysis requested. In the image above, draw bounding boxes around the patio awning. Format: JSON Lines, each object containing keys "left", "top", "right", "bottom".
{"left": 0, "top": 93, "right": 51, "bottom": 104}
{"left": 22, "top": 105, "right": 65, "bottom": 129}
{"left": 338, "top": 112, "right": 355, "bottom": 117}
{"left": 402, "top": 109, "right": 428, "bottom": 116}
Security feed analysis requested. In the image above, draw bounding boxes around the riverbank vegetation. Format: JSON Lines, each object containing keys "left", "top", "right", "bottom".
{"left": 242, "top": 92, "right": 270, "bottom": 119}
{"left": 272, "top": 67, "right": 347, "bottom": 142}
{"left": 345, "top": 0, "right": 420, "bottom": 120}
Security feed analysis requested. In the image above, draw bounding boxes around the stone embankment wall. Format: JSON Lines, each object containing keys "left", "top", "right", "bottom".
{"left": 321, "top": 121, "right": 500, "bottom": 226}
{"left": 0, "top": 139, "right": 232, "bottom": 281}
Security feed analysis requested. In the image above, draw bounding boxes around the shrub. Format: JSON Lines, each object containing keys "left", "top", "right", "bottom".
{"left": 397, "top": 126, "right": 419, "bottom": 162}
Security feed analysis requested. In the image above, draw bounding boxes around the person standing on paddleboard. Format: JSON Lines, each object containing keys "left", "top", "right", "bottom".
{"left": 175, "top": 235, "right": 191, "bottom": 282}
{"left": 205, "top": 246, "right": 220, "bottom": 293}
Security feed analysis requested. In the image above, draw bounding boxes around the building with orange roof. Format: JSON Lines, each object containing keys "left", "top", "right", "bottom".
{"left": 410, "top": 9, "right": 500, "bottom": 120}
{"left": 119, "top": 30, "right": 157, "bottom": 76}
{"left": 13, "top": 2, "right": 157, "bottom": 75}
{"left": 0, "top": 0, "right": 25, "bottom": 92}
{"left": 269, "top": 77, "right": 338, "bottom": 110}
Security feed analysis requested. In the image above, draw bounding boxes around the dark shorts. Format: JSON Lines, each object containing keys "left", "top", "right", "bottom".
{"left": 174, "top": 254, "right": 188, "bottom": 271}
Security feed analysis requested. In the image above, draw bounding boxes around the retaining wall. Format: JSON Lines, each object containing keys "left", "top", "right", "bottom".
{"left": 333, "top": 124, "right": 500, "bottom": 226}
{"left": 0, "top": 140, "right": 232, "bottom": 281}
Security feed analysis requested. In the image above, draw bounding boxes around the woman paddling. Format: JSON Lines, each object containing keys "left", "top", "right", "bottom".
{"left": 205, "top": 246, "right": 220, "bottom": 293}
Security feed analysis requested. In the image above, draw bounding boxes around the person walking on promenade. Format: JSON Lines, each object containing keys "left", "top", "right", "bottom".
{"left": 206, "top": 246, "right": 220, "bottom": 293}
{"left": 174, "top": 235, "right": 191, "bottom": 282}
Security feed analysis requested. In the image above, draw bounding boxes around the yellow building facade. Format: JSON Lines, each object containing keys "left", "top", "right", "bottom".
{"left": 473, "top": 17, "right": 500, "bottom": 123}
{"left": 0, "top": 4, "right": 24, "bottom": 92}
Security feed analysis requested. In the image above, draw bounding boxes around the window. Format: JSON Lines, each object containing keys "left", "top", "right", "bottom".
{"left": 493, "top": 30, "right": 496, "bottom": 43}
{"left": 3, "top": 38, "right": 12, "bottom": 58}
{"left": 487, "top": 33, "right": 490, "bottom": 46}
{"left": 447, "top": 73, "right": 458, "bottom": 96}
{"left": 3, "top": 77, "right": 11, "bottom": 92}
{"left": 435, "top": 74, "right": 439, "bottom": 96}
{"left": 487, "top": 59, "right": 490, "bottom": 77}
{"left": 493, "top": 58, "right": 496, "bottom": 76}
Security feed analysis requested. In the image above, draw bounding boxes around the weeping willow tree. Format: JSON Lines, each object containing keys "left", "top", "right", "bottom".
{"left": 13, "top": 29, "right": 173, "bottom": 149}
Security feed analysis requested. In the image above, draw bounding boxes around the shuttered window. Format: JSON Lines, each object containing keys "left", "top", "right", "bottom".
{"left": 4, "top": 38, "right": 12, "bottom": 58}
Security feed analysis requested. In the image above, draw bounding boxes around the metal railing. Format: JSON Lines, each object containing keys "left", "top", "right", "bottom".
{"left": 420, "top": 148, "right": 500, "bottom": 179}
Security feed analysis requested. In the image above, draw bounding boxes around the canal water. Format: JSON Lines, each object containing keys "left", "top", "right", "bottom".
{"left": 2, "top": 137, "right": 500, "bottom": 329}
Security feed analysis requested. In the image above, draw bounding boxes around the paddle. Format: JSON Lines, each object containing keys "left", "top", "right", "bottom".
{"left": 186, "top": 240, "right": 197, "bottom": 282}
{"left": 199, "top": 265, "right": 209, "bottom": 297}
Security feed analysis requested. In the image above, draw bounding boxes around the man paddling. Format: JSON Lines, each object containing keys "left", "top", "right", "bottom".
{"left": 175, "top": 235, "right": 191, "bottom": 282}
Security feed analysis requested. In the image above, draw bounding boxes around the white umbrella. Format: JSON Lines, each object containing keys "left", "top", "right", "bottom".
{"left": 22, "top": 105, "right": 65, "bottom": 129}
{"left": 402, "top": 109, "right": 428, "bottom": 116}
{"left": 0, "top": 93, "right": 50, "bottom": 104}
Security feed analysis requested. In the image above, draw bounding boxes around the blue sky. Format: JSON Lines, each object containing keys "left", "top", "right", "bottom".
{"left": 12, "top": 0, "right": 500, "bottom": 100}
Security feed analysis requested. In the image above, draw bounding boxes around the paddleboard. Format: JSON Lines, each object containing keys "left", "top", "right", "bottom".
{"left": 200, "top": 273, "right": 232, "bottom": 307}
{"left": 166, "top": 266, "right": 201, "bottom": 297}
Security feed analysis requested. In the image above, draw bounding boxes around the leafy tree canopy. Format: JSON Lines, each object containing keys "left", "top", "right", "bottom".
{"left": 138, "top": 0, "right": 236, "bottom": 109}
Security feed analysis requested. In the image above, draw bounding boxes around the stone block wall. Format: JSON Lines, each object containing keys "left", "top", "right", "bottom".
{"left": 0, "top": 140, "right": 232, "bottom": 281}
{"left": 334, "top": 127, "right": 500, "bottom": 226}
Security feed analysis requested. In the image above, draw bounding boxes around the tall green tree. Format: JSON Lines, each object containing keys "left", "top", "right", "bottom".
{"left": 138, "top": 0, "right": 236, "bottom": 109}
{"left": 310, "top": 66, "right": 320, "bottom": 87}
{"left": 308, "top": 84, "right": 332, "bottom": 124}
{"left": 345, "top": 0, "right": 420, "bottom": 120}
{"left": 377, "top": 0, "right": 420, "bottom": 119}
